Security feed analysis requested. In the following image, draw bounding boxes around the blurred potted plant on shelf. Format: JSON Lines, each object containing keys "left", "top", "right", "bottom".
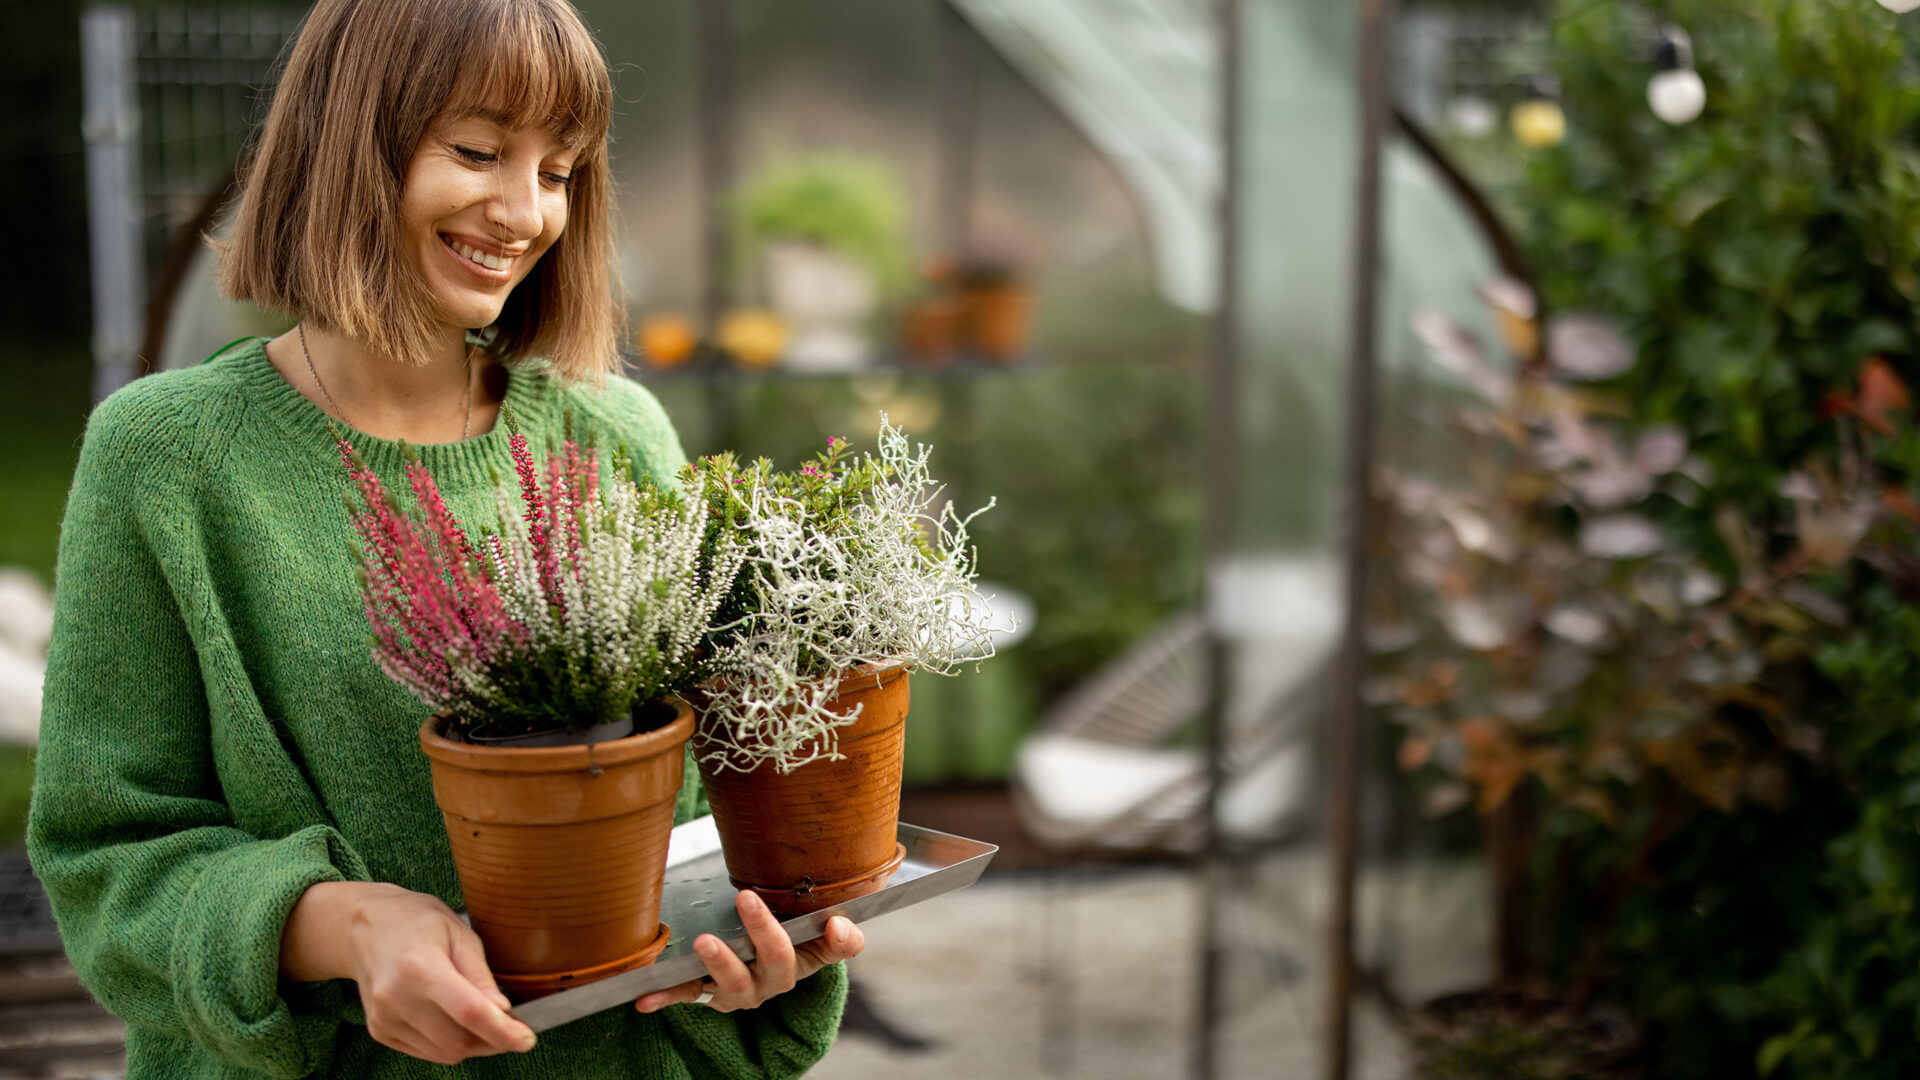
{"left": 956, "top": 258, "right": 1034, "bottom": 363}
{"left": 900, "top": 256, "right": 1036, "bottom": 366}
{"left": 736, "top": 155, "right": 909, "bottom": 372}
{"left": 716, "top": 307, "right": 789, "bottom": 371}
{"left": 688, "top": 419, "right": 996, "bottom": 913}
{"left": 899, "top": 259, "right": 962, "bottom": 367}
{"left": 637, "top": 313, "right": 698, "bottom": 370}
{"left": 1376, "top": 285, "right": 1912, "bottom": 1074}
{"left": 340, "top": 419, "right": 744, "bottom": 998}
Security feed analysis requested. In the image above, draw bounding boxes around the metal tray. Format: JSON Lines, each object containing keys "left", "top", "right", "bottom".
{"left": 509, "top": 819, "right": 998, "bottom": 1033}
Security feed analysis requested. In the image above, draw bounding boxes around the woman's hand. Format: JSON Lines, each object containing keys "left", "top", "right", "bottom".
{"left": 282, "top": 881, "right": 537, "bottom": 1065}
{"left": 632, "top": 891, "right": 866, "bottom": 1014}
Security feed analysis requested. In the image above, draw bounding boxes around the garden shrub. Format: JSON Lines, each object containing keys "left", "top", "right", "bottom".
{"left": 1508, "top": 1, "right": 1920, "bottom": 1076}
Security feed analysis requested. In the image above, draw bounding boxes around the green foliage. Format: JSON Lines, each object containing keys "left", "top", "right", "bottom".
{"left": 657, "top": 363, "right": 1204, "bottom": 713}
{"left": 1509, "top": 1, "right": 1920, "bottom": 1076}
{"left": 684, "top": 434, "right": 910, "bottom": 658}
{"left": 0, "top": 747, "right": 33, "bottom": 847}
{"left": 735, "top": 155, "right": 911, "bottom": 291}
{"left": 1753, "top": 592, "right": 1920, "bottom": 1080}
{"left": 1525, "top": 0, "right": 1920, "bottom": 534}
{"left": 963, "top": 365, "right": 1204, "bottom": 703}
{"left": 0, "top": 346, "right": 91, "bottom": 583}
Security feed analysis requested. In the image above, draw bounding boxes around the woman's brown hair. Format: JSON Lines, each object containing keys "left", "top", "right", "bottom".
{"left": 219, "top": 0, "right": 619, "bottom": 381}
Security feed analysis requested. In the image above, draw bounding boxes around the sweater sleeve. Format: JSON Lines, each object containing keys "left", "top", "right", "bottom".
{"left": 658, "top": 962, "right": 850, "bottom": 1079}
{"left": 27, "top": 389, "right": 370, "bottom": 1079}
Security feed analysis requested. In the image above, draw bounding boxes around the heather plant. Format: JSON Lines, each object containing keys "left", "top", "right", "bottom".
{"left": 691, "top": 418, "right": 995, "bottom": 774}
{"left": 341, "top": 421, "right": 744, "bottom": 741}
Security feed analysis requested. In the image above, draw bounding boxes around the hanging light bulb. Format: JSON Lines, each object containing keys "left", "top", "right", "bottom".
{"left": 1511, "top": 75, "right": 1567, "bottom": 149}
{"left": 1647, "top": 25, "right": 1706, "bottom": 125}
{"left": 1879, "top": 0, "right": 1920, "bottom": 15}
{"left": 1448, "top": 94, "right": 1498, "bottom": 139}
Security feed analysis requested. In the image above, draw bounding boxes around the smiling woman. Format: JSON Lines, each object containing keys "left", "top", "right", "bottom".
{"left": 219, "top": 0, "right": 616, "bottom": 379}
{"left": 26, "top": 1, "right": 860, "bottom": 1078}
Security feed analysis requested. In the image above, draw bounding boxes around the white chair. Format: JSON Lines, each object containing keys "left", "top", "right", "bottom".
{"left": 1012, "top": 556, "right": 1343, "bottom": 854}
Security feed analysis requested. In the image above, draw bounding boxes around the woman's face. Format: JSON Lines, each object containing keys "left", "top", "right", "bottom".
{"left": 400, "top": 112, "right": 579, "bottom": 333}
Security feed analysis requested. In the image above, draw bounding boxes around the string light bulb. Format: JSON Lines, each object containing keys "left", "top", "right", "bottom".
{"left": 1647, "top": 26, "right": 1706, "bottom": 125}
{"left": 1511, "top": 75, "right": 1567, "bottom": 149}
{"left": 1448, "top": 95, "right": 1498, "bottom": 139}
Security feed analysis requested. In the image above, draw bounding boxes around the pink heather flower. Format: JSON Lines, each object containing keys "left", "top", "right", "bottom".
{"left": 340, "top": 430, "right": 637, "bottom": 724}
{"left": 510, "top": 432, "right": 548, "bottom": 552}
{"left": 405, "top": 460, "right": 520, "bottom": 664}
{"left": 343, "top": 437, "right": 533, "bottom": 713}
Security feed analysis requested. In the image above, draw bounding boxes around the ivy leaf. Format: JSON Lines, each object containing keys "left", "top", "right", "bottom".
{"left": 1757, "top": 1019, "right": 1816, "bottom": 1076}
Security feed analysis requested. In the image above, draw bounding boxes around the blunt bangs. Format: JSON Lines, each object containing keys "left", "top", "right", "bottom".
{"left": 438, "top": 0, "right": 612, "bottom": 156}
{"left": 218, "top": 0, "right": 620, "bottom": 382}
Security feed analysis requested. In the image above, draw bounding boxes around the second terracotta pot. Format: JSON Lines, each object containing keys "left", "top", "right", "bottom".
{"left": 420, "top": 700, "right": 693, "bottom": 998}
{"left": 698, "top": 667, "right": 911, "bottom": 915}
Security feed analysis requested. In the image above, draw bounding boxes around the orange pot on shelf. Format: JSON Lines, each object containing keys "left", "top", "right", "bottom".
{"left": 960, "top": 280, "right": 1033, "bottom": 362}
{"left": 637, "top": 315, "right": 698, "bottom": 369}
{"left": 899, "top": 295, "right": 960, "bottom": 366}
{"left": 697, "top": 667, "right": 911, "bottom": 916}
{"left": 717, "top": 308, "right": 789, "bottom": 369}
{"left": 419, "top": 700, "right": 694, "bottom": 1000}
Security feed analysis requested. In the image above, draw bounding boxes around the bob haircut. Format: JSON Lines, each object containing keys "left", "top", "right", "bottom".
{"left": 220, "top": 0, "right": 618, "bottom": 382}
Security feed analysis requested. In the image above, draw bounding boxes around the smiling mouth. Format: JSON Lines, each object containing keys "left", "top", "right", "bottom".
{"left": 442, "top": 235, "right": 517, "bottom": 273}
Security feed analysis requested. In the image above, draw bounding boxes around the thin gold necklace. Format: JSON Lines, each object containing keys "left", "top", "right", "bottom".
{"left": 298, "top": 323, "right": 474, "bottom": 441}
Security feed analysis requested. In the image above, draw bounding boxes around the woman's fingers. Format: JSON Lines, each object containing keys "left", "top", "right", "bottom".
{"left": 736, "top": 892, "right": 797, "bottom": 987}
{"left": 633, "top": 976, "right": 712, "bottom": 1013}
{"left": 795, "top": 915, "right": 866, "bottom": 979}
{"left": 316, "top": 883, "right": 538, "bottom": 1064}
{"left": 426, "top": 973, "right": 536, "bottom": 1056}
{"left": 631, "top": 896, "right": 864, "bottom": 1015}
{"left": 698, "top": 932, "right": 758, "bottom": 1004}
{"left": 443, "top": 928, "right": 537, "bottom": 1052}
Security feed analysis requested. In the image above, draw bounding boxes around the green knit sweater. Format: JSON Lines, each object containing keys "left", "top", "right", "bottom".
{"left": 27, "top": 339, "right": 846, "bottom": 1079}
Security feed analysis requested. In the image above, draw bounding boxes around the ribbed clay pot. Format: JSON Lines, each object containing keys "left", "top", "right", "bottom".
{"left": 419, "top": 700, "right": 693, "bottom": 1000}
{"left": 698, "top": 667, "right": 911, "bottom": 915}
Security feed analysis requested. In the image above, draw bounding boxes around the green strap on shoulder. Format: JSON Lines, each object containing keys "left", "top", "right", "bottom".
{"left": 202, "top": 335, "right": 263, "bottom": 365}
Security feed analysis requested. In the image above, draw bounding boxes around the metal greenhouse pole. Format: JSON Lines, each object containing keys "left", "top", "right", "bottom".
{"left": 1193, "top": 0, "right": 1240, "bottom": 1075}
{"left": 1324, "top": 0, "right": 1396, "bottom": 1076}
{"left": 81, "top": 5, "right": 146, "bottom": 403}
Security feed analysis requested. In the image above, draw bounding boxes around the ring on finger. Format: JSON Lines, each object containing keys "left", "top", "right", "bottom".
{"left": 694, "top": 981, "right": 716, "bottom": 1007}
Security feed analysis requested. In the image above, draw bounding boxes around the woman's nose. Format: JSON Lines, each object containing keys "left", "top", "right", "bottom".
{"left": 486, "top": 163, "right": 545, "bottom": 240}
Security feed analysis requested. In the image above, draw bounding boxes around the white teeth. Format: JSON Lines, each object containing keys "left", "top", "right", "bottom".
{"left": 447, "top": 238, "right": 510, "bottom": 272}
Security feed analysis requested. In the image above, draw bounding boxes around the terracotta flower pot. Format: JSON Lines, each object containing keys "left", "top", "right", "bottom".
{"left": 419, "top": 700, "right": 694, "bottom": 999}
{"left": 960, "top": 281, "right": 1032, "bottom": 361}
{"left": 698, "top": 667, "right": 911, "bottom": 915}
{"left": 900, "top": 295, "right": 960, "bottom": 366}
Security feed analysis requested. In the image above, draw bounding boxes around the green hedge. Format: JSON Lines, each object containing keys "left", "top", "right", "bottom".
{"left": 1518, "top": 2, "right": 1920, "bottom": 1076}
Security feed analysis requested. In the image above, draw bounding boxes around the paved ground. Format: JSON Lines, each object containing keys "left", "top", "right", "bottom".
{"left": 815, "top": 849, "right": 1486, "bottom": 1079}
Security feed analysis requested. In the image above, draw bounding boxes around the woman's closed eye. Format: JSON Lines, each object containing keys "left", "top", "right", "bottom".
{"left": 452, "top": 143, "right": 570, "bottom": 189}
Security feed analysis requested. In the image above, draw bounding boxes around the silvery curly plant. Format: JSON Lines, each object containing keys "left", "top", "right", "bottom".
{"left": 690, "top": 418, "right": 995, "bottom": 774}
